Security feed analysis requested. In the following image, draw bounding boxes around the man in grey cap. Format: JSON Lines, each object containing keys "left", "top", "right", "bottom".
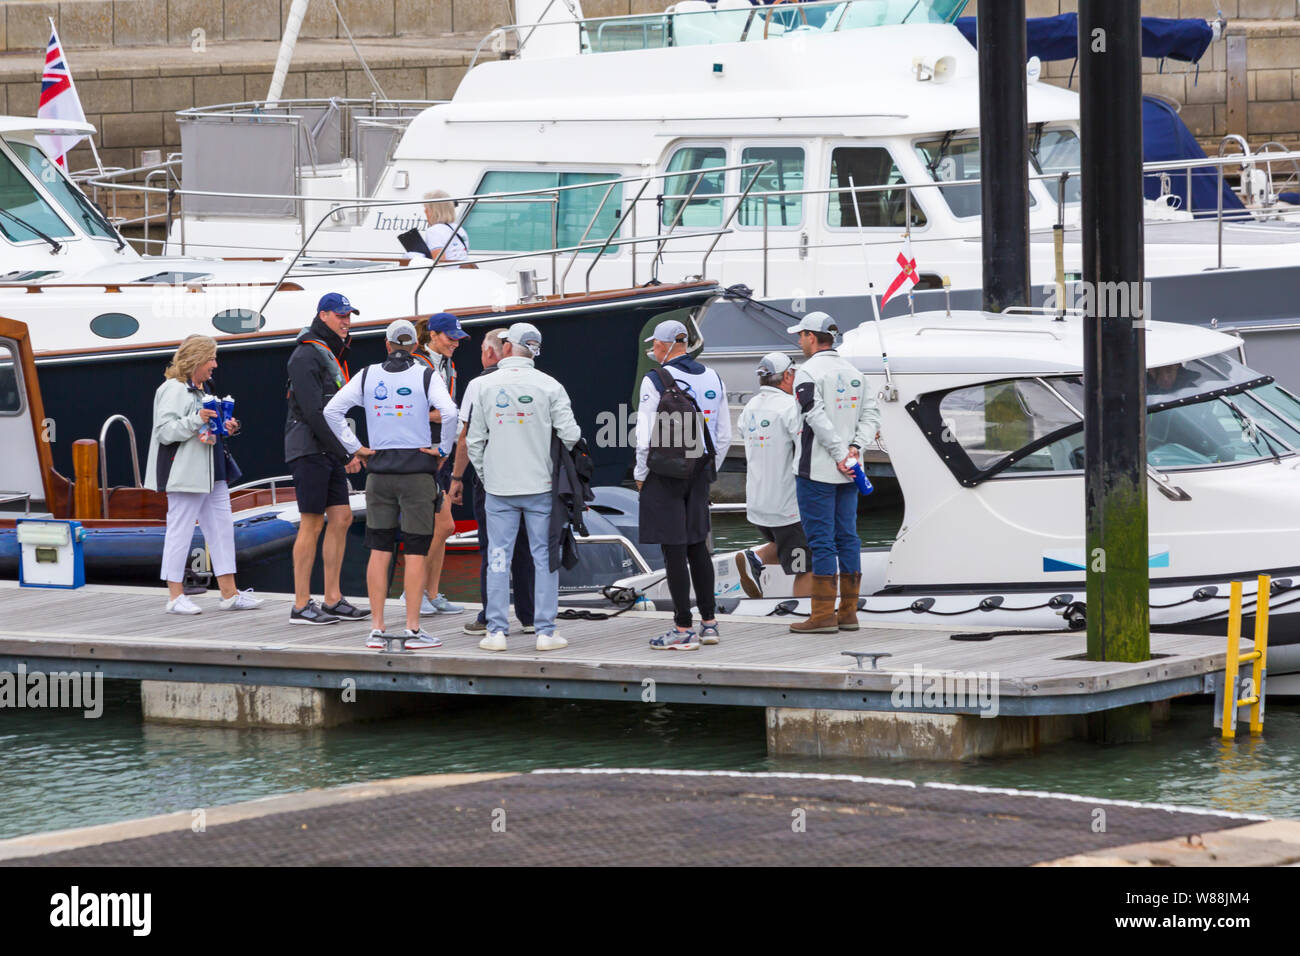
{"left": 468, "top": 322, "right": 582, "bottom": 653}
{"left": 785, "top": 311, "right": 879, "bottom": 633}
{"left": 735, "top": 351, "right": 811, "bottom": 600}
{"left": 635, "top": 318, "right": 730, "bottom": 651}
{"left": 324, "top": 318, "right": 458, "bottom": 650}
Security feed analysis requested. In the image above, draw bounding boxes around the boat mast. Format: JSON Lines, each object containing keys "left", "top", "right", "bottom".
{"left": 267, "top": 0, "right": 311, "bottom": 105}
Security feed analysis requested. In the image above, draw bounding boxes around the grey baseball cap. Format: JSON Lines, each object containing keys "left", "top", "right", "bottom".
{"left": 644, "top": 319, "right": 689, "bottom": 344}
{"left": 756, "top": 352, "right": 794, "bottom": 377}
{"left": 385, "top": 318, "right": 418, "bottom": 346}
{"left": 785, "top": 311, "right": 840, "bottom": 337}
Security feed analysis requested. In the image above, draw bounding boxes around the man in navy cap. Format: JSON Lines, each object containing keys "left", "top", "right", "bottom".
{"left": 284, "top": 292, "right": 370, "bottom": 627}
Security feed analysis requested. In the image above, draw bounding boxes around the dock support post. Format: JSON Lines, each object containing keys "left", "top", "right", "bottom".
{"left": 977, "top": 0, "right": 1030, "bottom": 313}
{"left": 140, "top": 681, "right": 437, "bottom": 729}
{"left": 1079, "top": 1, "right": 1151, "bottom": 743}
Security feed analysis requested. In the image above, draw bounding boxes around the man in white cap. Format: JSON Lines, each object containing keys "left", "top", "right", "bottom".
{"left": 324, "top": 318, "right": 458, "bottom": 650}
{"left": 635, "top": 319, "right": 730, "bottom": 650}
{"left": 785, "top": 311, "right": 879, "bottom": 633}
{"left": 735, "top": 351, "right": 811, "bottom": 599}
{"left": 467, "top": 322, "right": 582, "bottom": 652}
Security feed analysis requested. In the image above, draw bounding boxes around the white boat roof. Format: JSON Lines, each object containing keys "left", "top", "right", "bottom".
{"left": 840, "top": 310, "right": 1241, "bottom": 377}
{"left": 0, "top": 116, "right": 97, "bottom": 137}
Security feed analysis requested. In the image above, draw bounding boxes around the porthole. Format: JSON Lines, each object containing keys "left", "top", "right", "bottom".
{"left": 212, "top": 309, "right": 265, "bottom": 334}
{"left": 89, "top": 312, "right": 139, "bottom": 339}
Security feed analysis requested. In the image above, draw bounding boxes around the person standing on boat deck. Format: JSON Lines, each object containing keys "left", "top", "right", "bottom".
{"left": 635, "top": 319, "right": 730, "bottom": 651}
{"left": 787, "top": 312, "right": 880, "bottom": 634}
{"left": 467, "top": 322, "right": 580, "bottom": 653}
{"left": 736, "top": 351, "right": 812, "bottom": 600}
{"left": 448, "top": 328, "right": 536, "bottom": 637}
{"left": 323, "top": 319, "right": 458, "bottom": 650}
{"left": 418, "top": 190, "right": 469, "bottom": 262}
{"left": 145, "top": 334, "right": 263, "bottom": 615}
{"left": 402, "top": 312, "right": 468, "bottom": 617}
{"left": 284, "top": 292, "right": 370, "bottom": 626}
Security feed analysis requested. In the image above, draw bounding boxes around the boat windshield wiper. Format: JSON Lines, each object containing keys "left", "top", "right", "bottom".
{"left": 1029, "top": 122, "right": 1045, "bottom": 169}
{"left": 926, "top": 130, "right": 956, "bottom": 178}
{"left": 0, "top": 208, "right": 61, "bottom": 254}
{"left": 1222, "top": 397, "right": 1286, "bottom": 462}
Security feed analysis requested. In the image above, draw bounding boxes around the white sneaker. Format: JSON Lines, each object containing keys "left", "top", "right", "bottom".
{"left": 403, "top": 628, "right": 443, "bottom": 650}
{"left": 365, "top": 629, "right": 386, "bottom": 649}
{"left": 218, "top": 588, "right": 264, "bottom": 611}
{"left": 479, "top": 631, "right": 508, "bottom": 652}
{"left": 535, "top": 633, "right": 568, "bottom": 652}
{"left": 166, "top": 594, "right": 202, "bottom": 615}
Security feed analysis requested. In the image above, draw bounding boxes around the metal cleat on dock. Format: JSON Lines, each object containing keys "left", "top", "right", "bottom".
{"left": 376, "top": 633, "right": 413, "bottom": 655}
{"left": 842, "top": 651, "right": 892, "bottom": 671}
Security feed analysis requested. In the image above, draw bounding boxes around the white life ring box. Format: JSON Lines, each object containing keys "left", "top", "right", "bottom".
{"left": 16, "top": 519, "right": 86, "bottom": 589}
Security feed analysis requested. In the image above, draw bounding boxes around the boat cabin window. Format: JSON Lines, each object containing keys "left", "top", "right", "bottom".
{"left": 826, "top": 147, "right": 926, "bottom": 229}
{"left": 4, "top": 139, "right": 117, "bottom": 240}
{"left": 0, "top": 145, "right": 74, "bottom": 243}
{"left": 914, "top": 135, "right": 1041, "bottom": 219}
{"left": 0, "top": 341, "right": 21, "bottom": 414}
{"left": 466, "top": 170, "right": 623, "bottom": 253}
{"left": 1031, "top": 127, "right": 1081, "bottom": 205}
{"left": 913, "top": 358, "right": 1296, "bottom": 485}
{"left": 662, "top": 146, "right": 726, "bottom": 228}
{"left": 738, "top": 146, "right": 804, "bottom": 229}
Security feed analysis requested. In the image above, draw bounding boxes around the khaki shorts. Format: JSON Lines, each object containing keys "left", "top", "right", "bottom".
{"left": 365, "top": 472, "right": 438, "bottom": 537}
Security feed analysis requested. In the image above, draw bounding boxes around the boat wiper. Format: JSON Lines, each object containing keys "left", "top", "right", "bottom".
{"left": 1222, "top": 397, "right": 1285, "bottom": 462}
{"left": 0, "top": 208, "right": 61, "bottom": 254}
{"left": 72, "top": 192, "right": 126, "bottom": 251}
{"left": 1029, "top": 122, "right": 1045, "bottom": 168}
{"left": 926, "top": 130, "right": 956, "bottom": 178}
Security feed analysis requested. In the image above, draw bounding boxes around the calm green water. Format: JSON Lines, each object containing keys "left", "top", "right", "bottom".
{"left": 2, "top": 500, "right": 1296, "bottom": 839}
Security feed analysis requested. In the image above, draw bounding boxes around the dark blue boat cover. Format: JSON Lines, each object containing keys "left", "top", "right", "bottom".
{"left": 1142, "top": 95, "right": 1245, "bottom": 216}
{"left": 955, "top": 14, "right": 1213, "bottom": 65}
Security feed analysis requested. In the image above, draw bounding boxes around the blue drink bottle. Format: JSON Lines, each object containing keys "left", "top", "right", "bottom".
{"left": 849, "top": 459, "right": 873, "bottom": 496}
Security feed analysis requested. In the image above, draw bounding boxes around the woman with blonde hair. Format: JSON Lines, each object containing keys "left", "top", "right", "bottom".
{"left": 419, "top": 189, "right": 469, "bottom": 262}
{"left": 144, "top": 334, "right": 263, "bottom": 614}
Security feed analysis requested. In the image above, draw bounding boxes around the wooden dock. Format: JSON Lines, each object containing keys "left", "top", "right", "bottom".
{"left": 0, "top": 581, "right": 1230, "bottom": 729}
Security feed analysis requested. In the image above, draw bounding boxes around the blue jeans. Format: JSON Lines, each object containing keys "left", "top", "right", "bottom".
{"left": 485, "top": 491, "right": 556, "bottom": 636}
{"left": 795, "top": 476, "right": 860, "bottom": 576}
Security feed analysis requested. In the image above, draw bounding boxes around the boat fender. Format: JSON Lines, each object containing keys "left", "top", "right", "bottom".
{"left": 978, "top": 595, "right": 1005, "bottom": 611}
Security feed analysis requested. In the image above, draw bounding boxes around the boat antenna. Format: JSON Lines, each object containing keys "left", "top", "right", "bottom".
{"left": 847, "top": 175, "right": 897, "bottom": 401}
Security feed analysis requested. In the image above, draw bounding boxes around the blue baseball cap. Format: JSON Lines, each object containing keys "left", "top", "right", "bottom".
{"left": 317, "top": 292, "right": 359, "bottom": 316}
{"left": 427, "top": 311, "right": 469, "bottom": 340}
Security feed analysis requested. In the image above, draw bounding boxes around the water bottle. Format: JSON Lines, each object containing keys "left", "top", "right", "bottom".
{"left": 849, "top": 459, "right": 874, "bottom": 496}
{"left": 200, "top": 396, "right": 219, "bottom": 444}
{"left": 219, "top": 394, "right": 235, "bottom": 437}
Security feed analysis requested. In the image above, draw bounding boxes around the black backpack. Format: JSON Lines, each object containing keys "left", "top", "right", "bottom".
{"left": 646, "top": 367, "right": 716, "bottom": 481}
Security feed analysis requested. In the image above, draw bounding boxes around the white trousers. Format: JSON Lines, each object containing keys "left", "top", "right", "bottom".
{"left": 160, "top": 481, "right": 236, "bottom": 582}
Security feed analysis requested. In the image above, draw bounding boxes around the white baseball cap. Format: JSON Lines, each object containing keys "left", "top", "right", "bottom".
{"left": 785, "top": 311, "right": 840, "bottom": 337}
{"left": 756, "top": 352, "right": 794, "bottom": 378}
{"left": 644, "top": 319, "right": 689, "bottom": 344}
{"left": 385, "top": 319, "right": 418, "bottom": 346}
{"left": 507, "top": 322, "right": 543, "bottom": 355}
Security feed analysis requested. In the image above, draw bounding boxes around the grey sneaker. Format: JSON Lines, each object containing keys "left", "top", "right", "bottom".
{"left": 429, "top": 593, "right": 464, "bottom": 614}
{"left": 403, "top": 628, "right": 443, "bottom": 650}
{"left": 699, "top": 622, "right": 721, "bottom": 645}
{"left": 290, "top": 599, "right": 340, "bottom": 626}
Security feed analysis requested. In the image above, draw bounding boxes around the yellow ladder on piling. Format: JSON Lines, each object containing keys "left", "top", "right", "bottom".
{"left": 1218, "top": 575, "right": 1270, "bottom": 740}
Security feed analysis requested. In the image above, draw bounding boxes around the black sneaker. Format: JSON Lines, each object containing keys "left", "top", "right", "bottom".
{"left": 322, "top": 598, "right": 370, "bottom": 620}
{"left": 290, "top": 600, "right": 340, "bottom": 626}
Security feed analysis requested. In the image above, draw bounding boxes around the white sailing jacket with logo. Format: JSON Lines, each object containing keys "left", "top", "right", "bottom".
{"left": 634, "top": 355, "right": 731, "bottom": 482}
{"left": 793, "top": 348, "right": 880, "bottom": 484}
{"left": 739, "top": 385, "right": 802, "bottom": 527}
{"left": 467, "top": 356, "right": 581, "bottom": 496}
{"left": 324, "top": 351, "right": 458, "bottom": 473}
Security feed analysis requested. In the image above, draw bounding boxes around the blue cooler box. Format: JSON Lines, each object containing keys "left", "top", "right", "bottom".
{"left": 17, "top": 519, "right": 86, "bottom": 589}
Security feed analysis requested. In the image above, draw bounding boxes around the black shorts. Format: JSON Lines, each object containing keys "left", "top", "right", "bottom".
{"left": 758, "top": 521, "right": 810, "bottom": 575}
{"left": 291, "top": 453, "right": 351, "bottom": 515}
{"left": 638, "top": 464, "right": 712, "bottom": 547}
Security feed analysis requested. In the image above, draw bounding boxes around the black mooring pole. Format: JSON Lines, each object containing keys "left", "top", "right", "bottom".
{"left": 977, "top": 0, "right": 1030, "bottom": 313}
{"left": 1080, "top": 1, "right": 1151, "bottom": 740}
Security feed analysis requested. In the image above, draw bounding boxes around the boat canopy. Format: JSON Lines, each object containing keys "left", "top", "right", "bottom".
{"left": 1143, "top": 96, "right": 1245, "bottom": 216}
{"left": 954, "top": 14, "right": 1215, "bottom": 65}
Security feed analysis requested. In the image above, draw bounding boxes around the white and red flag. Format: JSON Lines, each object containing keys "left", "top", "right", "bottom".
{"left": 880, "top": 236, "right": 919, "bottom": 308}
{"left": 37, "top": 21, "right": 91, "bottom": 168}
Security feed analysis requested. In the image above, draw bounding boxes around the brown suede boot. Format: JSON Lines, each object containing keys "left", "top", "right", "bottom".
{"left": 789, "top": 574, "right": 840, "bottom": 633}
{"left": 838, "top": 572, "right": 862, "bottom": 630}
